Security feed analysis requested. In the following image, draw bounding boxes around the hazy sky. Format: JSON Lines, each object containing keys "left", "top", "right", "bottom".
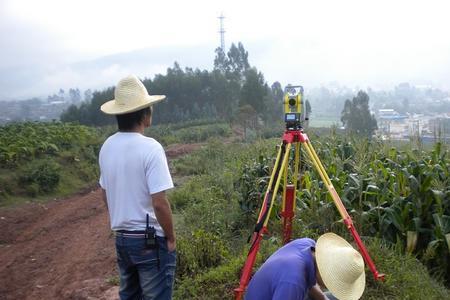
{"left": 1, "top": 0, "right": 449, "bottom": 100}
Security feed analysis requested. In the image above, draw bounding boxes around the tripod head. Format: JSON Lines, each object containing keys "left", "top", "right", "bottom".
{"left": 283, "top": 85, "right": 307, "bottom": 130}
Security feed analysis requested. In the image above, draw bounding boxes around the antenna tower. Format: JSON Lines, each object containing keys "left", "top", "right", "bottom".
{"left": 218, "top": 13, "right": 225, "bottom": 51}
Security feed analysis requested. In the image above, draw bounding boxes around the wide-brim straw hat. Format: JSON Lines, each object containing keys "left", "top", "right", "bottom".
{"left": 316, "top": 233, "right": 366, "bottom": 300}
{"left": 101, "top": 75, "right": 166, "bottom": 115}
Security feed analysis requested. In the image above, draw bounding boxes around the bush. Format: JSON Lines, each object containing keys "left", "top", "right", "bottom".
{"left": 174, "top": 238, "right": 280, "bottom": 300}
{"left": 176, "top": 230, "right": 230, "bottom": 280}
{"left": 146, "top": 122, "right": 231, "bottom": 146}
{"left": 174, "top": 256, "right": 244, "bottom": 300}
{"left": 20, "top": 160, "right": 61, "bottom": 194}
{"left": 173, "top": 175, "right": 244, "bottom": 240}
{"left": 169, "top": 177, "right": 205, "bottom": 210}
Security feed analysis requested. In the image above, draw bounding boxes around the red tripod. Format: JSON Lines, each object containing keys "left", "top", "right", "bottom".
{"left": 234, "top": 128, "right": 385, "bottom": 300}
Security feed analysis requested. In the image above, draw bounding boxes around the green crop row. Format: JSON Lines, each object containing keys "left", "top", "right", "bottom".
{"left": 0, "top": 122, "right": 99, "bottom": 167}
{"left": 238, "top": 134, "right": 450, "bottom": 285}
{"left": 0, "top": 122, "right": 102, "bottom": 204}
{"left": 145, "top": 122, "right": 232, "bottom": 146}
{"left": 169, "top": 137, "right": 450, "bottom": 298}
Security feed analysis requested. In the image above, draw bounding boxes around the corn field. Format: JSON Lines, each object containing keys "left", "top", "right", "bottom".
{"left": 239, "top": 134, "right": 450, "bottom": 284}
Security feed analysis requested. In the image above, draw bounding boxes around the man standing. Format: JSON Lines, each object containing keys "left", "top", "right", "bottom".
{"left": 99, "top": 75, "right": 176, "bottom": 300}
{"left": 245, "top": 233, "right": 365, "bottom": 300}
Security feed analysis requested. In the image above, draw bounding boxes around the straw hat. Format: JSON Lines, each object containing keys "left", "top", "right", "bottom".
{"left": 316, "top": 233, "right": 366, "bottom": 300}
{"left": 100, "top": 75, "right": 166, "bottom": 115}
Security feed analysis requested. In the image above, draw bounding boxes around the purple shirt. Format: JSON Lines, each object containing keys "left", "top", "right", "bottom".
{"left": 245, "top": 238, "right": 317, "bottom": 300}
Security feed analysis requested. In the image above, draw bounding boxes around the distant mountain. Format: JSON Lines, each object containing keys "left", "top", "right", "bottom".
{"left": 0, "top": 44, "right": 216, "bottom": 101}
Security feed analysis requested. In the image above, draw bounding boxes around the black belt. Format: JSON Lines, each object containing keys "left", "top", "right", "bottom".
{"left": 115, "top": 230, "right": 166, "bottom": 239}
{"left": 115, "top": 230, "right": 146, "bottom": 237}
{"left": 117, "top": 230, "right": 146, "bottom": 234}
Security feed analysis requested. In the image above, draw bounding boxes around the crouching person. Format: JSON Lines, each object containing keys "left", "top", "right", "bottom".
{"left": 245, "top": 233, "right": 365, "bottom": 300}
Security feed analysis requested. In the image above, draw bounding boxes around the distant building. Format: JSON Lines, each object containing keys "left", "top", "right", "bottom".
{"left": 377, "top": 109, "right": 408, "bottom": 139}
{"left": 428, "top": 116, "right": 450, "bottom": 139}
{"left": 376, "top": 108, "right": 450, "bottom": 143}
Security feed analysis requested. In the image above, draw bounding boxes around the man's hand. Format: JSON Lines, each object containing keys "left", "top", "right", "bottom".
{"left": 308, "top": 284, "right": 329, "bottom": 300}
{"left": 152, "top": 191, "right": 176, "bottom": 252}
{"left": 167, "top": 237, "right": 176, "bottom": 252}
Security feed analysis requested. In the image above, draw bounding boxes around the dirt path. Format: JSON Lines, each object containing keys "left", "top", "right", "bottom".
{"left": 0, "top": 143, "right": 205, "bottom": 300}
{"left": 0, "top": 189, "right": 119, "bottom": 300}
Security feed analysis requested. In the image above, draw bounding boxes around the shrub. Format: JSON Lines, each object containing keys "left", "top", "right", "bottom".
{"left": 20, "top": 160, "right": 61, "bottom": 194}
{"left": 146, "top": 122, "right": 231, "bottom": 146}
{"left": 174, "top": 239, "right": 280, "bottom": 300}
{"left": 174, "top": 256, "right": 244, "bottom": 300}
{"left": 176, "top": 230, "right": 230, "bottom": 280}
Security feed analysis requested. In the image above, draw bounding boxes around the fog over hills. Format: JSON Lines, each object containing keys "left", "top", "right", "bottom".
{"left": 2, "top": 41, "right": 449, "bottom": 102}
{"left": 0, "top": 45, "right": 216, "bottom": 100}
{"left": 1, "top": 0, "right": 450, "bottom": 101}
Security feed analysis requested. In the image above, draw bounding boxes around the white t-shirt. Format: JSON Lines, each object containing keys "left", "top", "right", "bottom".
{"left": 99, "top": 132, "right": 174, "bottom": 236}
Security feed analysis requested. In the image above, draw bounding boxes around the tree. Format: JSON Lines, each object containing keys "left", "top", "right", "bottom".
{"left": 84, "top": 89, "right": 93, "bottom": 102}
{"left": 264, "top": 81, "right": 284, "bottom": 122}
{"left": 69, "top": 88, "right": 81, "bottom": 103}
{"left": 60, "top": 104, "right": 80, "bottom": 123}
{"left": 305, "top": 99, "right": 312, "bottom": 117}
{"left": 226, "top": 42, "right": 250, "bottom": 82}
{"left": 304, "top": 99, "right": 312, "bottom": 127}
{"left": 209, "top": 69, "right": 234, "bottom": 120}
{"left": 236, "top": 104, "right": 257, "bottom": 139}
{"left": 60, "top": 41, "right": 272, "bottom": 126}
{"left": 213, "top": 47, "right": 228, "bottom": 74}
{"left": 239, "top": 68, "right": 267, "bottom": 115}
{"left": 341, "top": 91, "right": 377, "bottom": 137}
{"left": 58, "top": 89, "right": 65, "bottom": 100}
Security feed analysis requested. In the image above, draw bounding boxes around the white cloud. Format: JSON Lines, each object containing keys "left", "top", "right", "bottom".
{"left": 1, "top": 0, "right": 450, "bottom": 99}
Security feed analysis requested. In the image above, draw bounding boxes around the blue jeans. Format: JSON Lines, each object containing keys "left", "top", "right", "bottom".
{"left": 115, "top": 235, "right": 176, "bottom": 300}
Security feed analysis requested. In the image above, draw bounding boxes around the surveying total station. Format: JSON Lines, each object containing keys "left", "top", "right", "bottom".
{"left": 283, "top": 85, "right": 306, "bottom": 130}
{"left": 234, "top": 85, "right": 385, "bottom": 300}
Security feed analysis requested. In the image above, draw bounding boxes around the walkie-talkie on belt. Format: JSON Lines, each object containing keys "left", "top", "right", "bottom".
{"left": 145, "top": 214, "right": 160, "bottom": 270}
{"left": 145, "top": 214, "right": 157, "bottom": 249}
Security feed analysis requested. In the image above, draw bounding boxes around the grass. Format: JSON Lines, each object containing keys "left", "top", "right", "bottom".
{"left": 171, "top": 137, "right": 450, "bottom": 299}
{"left": 309, "top": 116, "right": 341, "bottom": 128}
{"left": 173, "top": 237, "right": 450, "bottom": 300}
{"left": 0, "top": 162, "right": 98, "bottom": 207}
{"left": 105, "top": 275, "right": 120, "bottom": 286}
{"left": 2, "top": 121, "right": 449, "bottom": 298}
{"left": 364, "top": 239, "right": 450, "bottom": 299}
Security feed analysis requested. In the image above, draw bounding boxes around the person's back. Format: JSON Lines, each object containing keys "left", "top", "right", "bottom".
{"left": 99, "top": 132, "right": 172, "bottom": 235}
{"left": 245, "top": 238, "right": 316, "bottom": 300}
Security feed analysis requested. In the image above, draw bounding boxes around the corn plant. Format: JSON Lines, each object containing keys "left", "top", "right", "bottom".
{"left": 237, "top": 134, "right": 450, "bottom": 284}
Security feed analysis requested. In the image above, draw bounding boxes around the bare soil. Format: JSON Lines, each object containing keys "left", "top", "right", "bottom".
{"left": 0, "top": 143, "right": 205, "bottom": 300}
{"left": 0, "top": 189, "right": 118, "bottom": 300}
{"left": 165, "top": 142, "right": 204, "bottom": 159}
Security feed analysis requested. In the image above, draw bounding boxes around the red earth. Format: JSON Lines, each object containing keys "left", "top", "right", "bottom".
{"left": 0, "top": 188, "right": 119, "bottom": 300}
{"left": 0, "top": 142, "right": 205, "bottom": 300}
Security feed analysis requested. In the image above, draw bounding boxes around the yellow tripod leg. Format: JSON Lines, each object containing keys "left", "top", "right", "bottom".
{"left": 302, "top": 137, "right": 385, "bottom": 281}
{"left": 256, "top": 143, "right": 283, "bottom": 222}
{"left": 281, "top": 142, "right": 300, "bottom": 213}
{"left": 263, "top": 143, "right": 291, "bottom": 228}
{"left": 302, "top": 140, "right": 350, "bottom": 220}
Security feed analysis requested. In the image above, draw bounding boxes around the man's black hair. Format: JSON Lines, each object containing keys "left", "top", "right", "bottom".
{"left": 116, "top": 106, "right": 152, "bottom": 131}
